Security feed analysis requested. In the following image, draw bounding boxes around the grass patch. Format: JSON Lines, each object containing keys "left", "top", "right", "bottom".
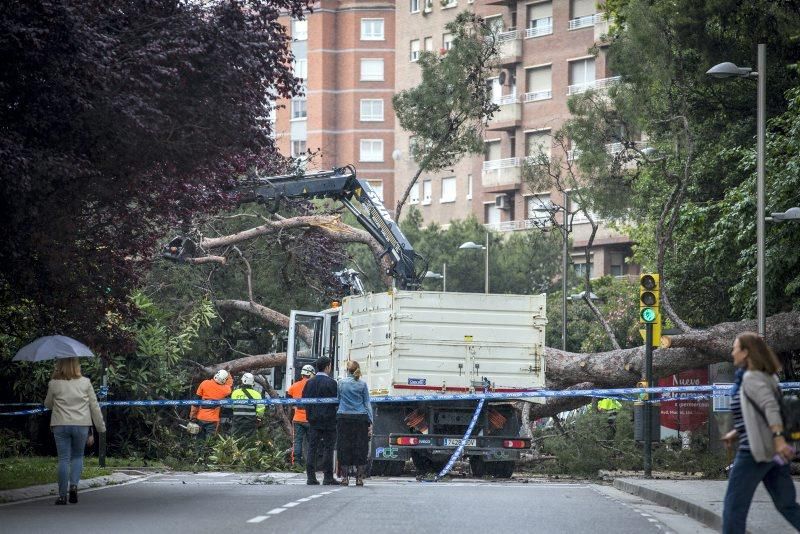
{"left": 0, "top": 456, "right": 167, "bottom": 491}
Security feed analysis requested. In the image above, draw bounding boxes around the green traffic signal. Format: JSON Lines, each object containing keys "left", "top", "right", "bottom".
{"left": 641, "top": 308, "right": 657, "bottom": 322}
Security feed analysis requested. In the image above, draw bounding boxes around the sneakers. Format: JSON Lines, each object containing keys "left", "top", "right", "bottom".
{"left": 68, "top": 485, "right": 78, "bottom": 504}
{"left": 55, "top": 496, "right": 67, "bottom": 505}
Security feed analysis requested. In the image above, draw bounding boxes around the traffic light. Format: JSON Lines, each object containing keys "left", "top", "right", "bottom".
{"left": 639, "top": 273, "right": 661, "bottom": 347}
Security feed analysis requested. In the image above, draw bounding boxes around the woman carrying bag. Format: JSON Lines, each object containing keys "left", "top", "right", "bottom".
{"left": 336, "top": 360, "right": 373, "bottom": 486}
{"left": 44, "top": 357, "right": 106, "bottom": 505}
{"left": 722, "top": 332, "right": 800, "bottom": 533}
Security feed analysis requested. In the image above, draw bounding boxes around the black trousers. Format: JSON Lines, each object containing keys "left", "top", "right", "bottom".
{"left": 307, "top": 426, "right": 336, "bottom": 481}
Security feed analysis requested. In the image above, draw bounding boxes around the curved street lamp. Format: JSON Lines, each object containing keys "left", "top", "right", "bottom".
{"left": 458, "top": 234, "right": 488, "bottom": 294}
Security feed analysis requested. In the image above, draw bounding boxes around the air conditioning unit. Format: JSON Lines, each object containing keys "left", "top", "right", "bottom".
{"left": 495, "top": 194, "right": 510, "bottom": 210}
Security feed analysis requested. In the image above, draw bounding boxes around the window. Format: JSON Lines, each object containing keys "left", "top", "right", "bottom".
{"left": 442, "top": 0, "right": 457, "bottom": 8}
{"left": 569, "top": 58, "right": 596, "bottom": 87}
{"left": 291, "top": 98, "right": 307, "bottom": 120}
{"left": 610, "top": 252, "right": 625, "bottom": 277}
{"left": 570, "top": 0, "right": 595, "bottom": 19}
{"left": 360, "top": 99, "right": 384, "bottom": 121}
{"left": 424, "top": 36, "right": 433, "bottom": 51}
{"left": 410, "top": 39, "right": 420, "bottom": 62}
{"left": 441, "top": 177, "right": 456, "bottom": 202}
{"left": 410, "top": 0, "right": 420, "bottom": 13}
{"left": 486, "top": 204, "right": 501, "bottom": 224}
{"left": 291, "top": 139, "right": 307, "bottom": 157}
{"left": 360, "top": 139, "right": 384, "bottom": 162}
{"left": 467, "top": 173, "right": 473, "bottom": 200}
{"left": 485, "top": 140, "right": 501, "bottom": 161}
{"left": 525, "top": 130, "right": 551, "bottom": 158}
{"left": 574, "top": 261, "right": 594, "bottom": 279}
{"left": 526, "top": 194, "right": 551, "bottom": 223}
{"left": 526, "top": 2, "right": 553, "bottom": 37}
{"left": 422, "top": 180, "right": 432, "bottom": 204}
{"left": 361, "top": 19, "right": 384, "bottom": 40}
{"left": 485, "top": 16, "right": 504, "bottom": 35}
{"left": 360, "top": 59, "right": 384, "bottom": 81}
{"left": 525, "top": 65, "right": 552, "bottom": 101}
{"left": 294, "top": 59, "right": 307, "bottom": 84}
{"left": 410, "top": 183, "right": 420, "bottom": 204}
{"left": 442, "top": 33, "right": 454, "bottom": 51}
{"left": 368, "top": 180, "right": 384, "bottom": 201}
{"left": 292, "top": 19, "right": 308, "bottom": 41}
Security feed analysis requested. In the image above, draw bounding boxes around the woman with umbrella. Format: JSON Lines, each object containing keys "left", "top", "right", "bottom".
{"left": 16, "top": 336, "right": 106, "bottom": 505}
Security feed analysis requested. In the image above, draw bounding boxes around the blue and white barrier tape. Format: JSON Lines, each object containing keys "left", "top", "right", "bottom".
{"left": 3, "top": 383, "right": 800, "bottom": 416}
{"left": 429, "top": 398, "right": 485, "bottom": 482}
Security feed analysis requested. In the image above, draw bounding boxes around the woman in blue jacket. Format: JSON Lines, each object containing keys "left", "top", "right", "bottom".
{"left": 336, "top": 360, "right": 373, "bottom": 486}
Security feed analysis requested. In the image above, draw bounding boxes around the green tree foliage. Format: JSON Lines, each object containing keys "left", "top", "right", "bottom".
{"left": 0, "top": 0, "right": 310, "bottom": 354}
{"left": 392, "top": 12, "right": 499, "bottom": 215}
{"left": 566, "top": 0, "right": 800, "bottom": 326}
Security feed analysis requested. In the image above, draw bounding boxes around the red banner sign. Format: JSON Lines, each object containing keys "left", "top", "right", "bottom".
{"left": 658, "top": 368, "right": 709, "bottom": 431}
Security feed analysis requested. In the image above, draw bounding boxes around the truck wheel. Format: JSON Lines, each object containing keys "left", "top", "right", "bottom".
{"left": 490, "top": 461, "right": 515, "bottom": 478}
{"left": 469, "top": 457, "right": 486, "bottom": 477}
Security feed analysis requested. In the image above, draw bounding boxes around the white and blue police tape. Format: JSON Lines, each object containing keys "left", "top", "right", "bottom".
{"left": 4, "top": 382, "right": 800, "bottom": 416}
{"left": 427, "top": 397, "right": 485, "bottom": 482}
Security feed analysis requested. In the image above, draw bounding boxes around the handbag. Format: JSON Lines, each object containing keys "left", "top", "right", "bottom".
{"left": 86, "top": 428, "right": 95, "bottom": 448}
{"left": 743, "top": 385, "right": 800, "bottom": 441}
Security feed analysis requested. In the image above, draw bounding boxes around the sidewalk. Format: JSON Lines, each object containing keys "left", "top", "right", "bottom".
{"left": 614, "top": 477, "right": 800, "bottom": 532}
{"left": 0, "top": 472, "right": 143, "bottom": 504}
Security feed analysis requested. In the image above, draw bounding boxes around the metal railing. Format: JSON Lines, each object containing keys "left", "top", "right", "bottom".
{"left": 493, "top": 93, "right": 519, "bottom": 106}
{"left": 482, "top": 157, "right": 520, "bottom": 171}
{"left": 523, "top": 90, "right": 552, "bottom": 102}
{"left": 567, "top": 75, "right": 621, "bottom": 95}
{"left": 495, "top": 29, "right": 522, "bottom": 43}
{"left": 568, "top": 13, "right": 599, "bottom": 30}
{"left": 525, "top": 20, "right": 553, "bottom": 38}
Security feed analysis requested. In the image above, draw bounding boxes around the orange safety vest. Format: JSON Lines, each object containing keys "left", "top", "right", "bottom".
{"left": 287, "top": 377, "right": 309, "bottom": 423}
{"left": 190, "top": 376, "right": 233, "bottom": 423}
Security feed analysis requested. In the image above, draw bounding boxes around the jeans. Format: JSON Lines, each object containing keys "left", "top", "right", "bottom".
{"left": 723, "top": 449, "right": 800, "bottom": 533}
{"left": 293, "top": 422, "right": 309, "bottom": 465}
{"left": 307, "top": 426, "right": 336, "bottom": 482}
{"left": 53, "top": 425, "right": 89, "bottom": 497}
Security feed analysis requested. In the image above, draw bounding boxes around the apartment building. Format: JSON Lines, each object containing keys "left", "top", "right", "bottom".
{"left": 275, "top": 1, "right": 397, "bottom": 206}
{"left": 394, "top": 0, "right": 637, "bottom": 279}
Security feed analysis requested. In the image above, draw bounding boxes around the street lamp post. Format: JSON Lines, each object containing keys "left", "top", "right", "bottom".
{"left": 458, "top": 235, "right": 489, "bottom": 294}
{"left": 707, "top": 43, "right": 766, "bottom": 336}
{"left": 424, "top": 263, "right": 447, "bottom": 292}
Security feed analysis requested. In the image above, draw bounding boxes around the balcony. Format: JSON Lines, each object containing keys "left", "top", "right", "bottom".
{"left": 482, "top": 157, "right": 521, "bottom": 188}
{"left": 567, "top": 75, "right": 621, "bottom": 96}
{"left": 525, "top": 20, "right": 553, "bottom": 39}
{"left": 594, "top": 14, "right": 610, "bottom": 42}
{"left": 488, "top": 93, "right": 521, "bottom": 128}
{"left": 495, "top": 29, "right": 522, "bottom": 63}
{"left": 568, "top": 13, "right": 602, "bottom": 31}
{"left": 523, "top": 90, "right": 552, "bottom": 103}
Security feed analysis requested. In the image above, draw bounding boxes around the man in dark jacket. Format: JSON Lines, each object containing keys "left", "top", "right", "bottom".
{"left": 303, "top": 356, "right": 339, "bottom": 485}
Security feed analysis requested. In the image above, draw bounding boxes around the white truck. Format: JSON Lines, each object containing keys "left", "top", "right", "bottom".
{"left": 281, "top": 289, "right": 547, "bottom": 477}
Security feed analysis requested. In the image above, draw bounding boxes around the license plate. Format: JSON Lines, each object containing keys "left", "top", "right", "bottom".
{"left": 443, "top": 438, "right": 476, "bottom": 447}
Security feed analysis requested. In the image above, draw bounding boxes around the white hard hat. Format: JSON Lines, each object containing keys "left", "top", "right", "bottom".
{"left": 213, "top": 369, "right": 229, "bottom": 385}
{"left": 301, "top": 365, "right": 315, "bottom": 377}
{"left": 241, "top": 372, "right": 255, "bottom": 386}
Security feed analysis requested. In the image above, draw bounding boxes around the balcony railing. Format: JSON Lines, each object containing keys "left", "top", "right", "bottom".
{"left": 495, "top": 29, "right": 521, "bottom": 42}
{"left": 606, "top": 141, "right": 648, "bottom": 155}
{"left": 493, "top": 93, "right": 519, "bottom": 106}
{"left": 568, "top": 13, "right": 601, "bottom": 30}
{"left": 523, "top": 90, "right": 552, "bottom": 102}
{"left": 482, "top": 157, "right": 519, "bottom": 171}
{"left": 484, "top": 218, "right": 550, "bottom": 232}
{"left": 567, "top": 75, "right": 621, "bottom": 95}
{"left": 495, "top": 29, "right": 522, "bottom": 60}
{"left": 525, "top": 20, "right": 553, "bottom": 39}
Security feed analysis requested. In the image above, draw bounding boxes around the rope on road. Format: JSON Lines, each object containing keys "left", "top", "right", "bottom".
{"left": 3, "top": 383, "right": 800, "bottom": 416}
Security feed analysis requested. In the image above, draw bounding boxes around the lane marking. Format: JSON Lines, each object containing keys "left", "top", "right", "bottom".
{"left": 308, "top": 494, "right": 322, "bottom": 499}
{"left": 283, "top": 502, "right": 300, "bottom": 507}
{"left": 247, "top": 516, "right": 269, "bottom": 523}
{"left": 296, "top": 497, "right": 311, "bottom": 502}
{"left": 267, "top": 508, "right": 286, "bottom": 514}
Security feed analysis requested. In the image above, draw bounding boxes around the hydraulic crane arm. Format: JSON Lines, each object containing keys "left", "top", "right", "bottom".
{"left": 164, "top": 166, "right": 426, "bottom": 290}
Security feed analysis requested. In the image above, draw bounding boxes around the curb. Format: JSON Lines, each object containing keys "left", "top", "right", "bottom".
{"left": 0, "top": 472, "right": 140, "bottom": 504}
{"left": 612, "top": 479, "right": 722, "bottom": 531}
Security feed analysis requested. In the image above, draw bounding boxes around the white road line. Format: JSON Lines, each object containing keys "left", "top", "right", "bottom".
{"left": 296, "top": 497, "right": 312, "bottom": 502}
{"left": 267, "top": 508, "right": 286, "bottom": 514}
{"left": 283, "top": 502, "right": 300, "bottom": 507}
{"left": 308, "top": 494, "right": 323, "bottom": 499}
{"left": 247, "top": 516, "right": 269, "bottom": 523}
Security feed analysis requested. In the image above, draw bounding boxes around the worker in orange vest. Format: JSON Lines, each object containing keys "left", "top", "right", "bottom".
{"left": 190, "top": 369, "right": 233, "bottom": 447}
{"left": 287, "top": 365, "right": 315, "bottom": 465}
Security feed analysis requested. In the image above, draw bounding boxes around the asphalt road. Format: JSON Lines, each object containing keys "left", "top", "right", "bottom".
{"left": 0, "top": 472, "right": 716, "bottom": 534}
